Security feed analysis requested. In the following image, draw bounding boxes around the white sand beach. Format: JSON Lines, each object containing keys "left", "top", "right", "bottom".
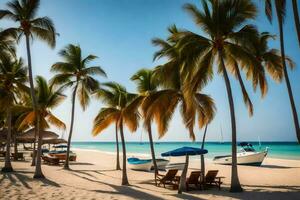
{"left": 1, "top": 149, "right": 300, "bottom": 200}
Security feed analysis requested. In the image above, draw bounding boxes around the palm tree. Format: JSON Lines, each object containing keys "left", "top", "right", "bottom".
{"left": 264, "top": 0, "right": 300, "bottom": 143}
{"left": 17, "top": 76, "right": 66, "bottom": 142}
{"left": 92, "top": 82, "right": 140, "bottom": 185}
{"left": 0, "top": 0, "right": 57, "bottom": 178}
{"left": 0, "top": 55, "right": 27, "bottom": 172}
{"left": 169, "top": 0, "right": 258, "bottom": 192}
{"left": 130, "top": 68, "right": 160, "bottom": 176}
{"left": 50, "top": 44, "right": 106, "bottom": 170}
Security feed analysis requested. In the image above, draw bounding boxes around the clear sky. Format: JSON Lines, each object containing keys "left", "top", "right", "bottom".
{"left": 0, "top": 0, "right": 299, "bottom": 142}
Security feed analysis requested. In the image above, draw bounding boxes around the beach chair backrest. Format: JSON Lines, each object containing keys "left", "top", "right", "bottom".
{"left": 164, "top": 169, "right": 178, "bottom": 180}
{"left": 205, "top": 170, "right": 218, "bottom": 183}
{"left": 188, "top": 171, "right": 201, "bottom": 183}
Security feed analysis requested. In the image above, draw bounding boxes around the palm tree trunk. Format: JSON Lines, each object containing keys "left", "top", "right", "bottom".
{"left": 276, "top": 8, "right": 300, "bottom": 143}
{"left": 219, "top": 51, "right": 242, "bottom": 192}
{"left": 178, "top": 154, "right": 189, "bottom": 194}
{"left": 31, "top": 127, "right": 37, "bottom": 166}
{"left": 115, "top": 122, "right": 121, "bottom": 170}
{"left": 147, "top": 124, "right": 158, "bottom": 184}
{"left": 147, "top": 124, "right": 158, "bottom": 177}
{"left": 119, "top": 118, "right": 129, "bottom": 185}
{"left": 33, "top": 115, "right": 44, "bottom": 178}
{"left": 200, "top": 125, "right": 208, "bottom": 183}
{"left": 292, "top": 0, "right": 300, "bottom": 47}
{"left": 25, "top": 34, "right": 43, "bottom": 178}
{"left": 2, "top": 107, "right": 13, "bottom": 172}
{"left": 13, "top": 133, "right": 18, "bottom": 161}
{"left": 64, "top": 83, "right": 78, "bottom": 170}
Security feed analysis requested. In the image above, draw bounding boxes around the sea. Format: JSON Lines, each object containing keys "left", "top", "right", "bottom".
{"left": 72, "top": 142, "right": 300, "bottom": 160}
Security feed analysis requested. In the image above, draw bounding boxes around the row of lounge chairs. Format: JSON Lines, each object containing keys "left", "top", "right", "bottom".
{"left": 156, "top": 169, "right": 224, "bottom": 190}
{"left": 0, "top": 151, "right": 25, "bottom": 161}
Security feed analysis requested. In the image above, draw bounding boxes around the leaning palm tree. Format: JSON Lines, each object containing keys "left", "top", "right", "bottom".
{"left": 0, "top": 0, "right": 57, "bottom": 178}
{"left": 169, "top": 0, "right": 258, "bottom": 192}
{"left": 264, "top": 0, "right": 300, "bottom": 143}
{"left": 50, "top": 44, "right": 106, "bottom": 170}
{"left": 17, "top": 76, "right": 66, "bottom": 144}
{"left": 0, "top": 55, "right": 28, "bottom": 172}
{"left": 93, "top": 82, "right": 140, "bottom": 185}
{"left": 130, "top": 68, "right": 160, "bottom": 175}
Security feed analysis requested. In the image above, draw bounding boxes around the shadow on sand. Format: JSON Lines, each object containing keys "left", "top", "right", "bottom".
{"left": 0, "top": 170, "right": 61, "bottom": 188}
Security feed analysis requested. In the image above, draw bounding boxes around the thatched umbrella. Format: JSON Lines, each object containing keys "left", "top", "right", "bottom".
{"left": 16, "top": 128, "right": 59, "bottom": 143}
{"left": 42, "top": 138, "right": 67, "bottom": 144}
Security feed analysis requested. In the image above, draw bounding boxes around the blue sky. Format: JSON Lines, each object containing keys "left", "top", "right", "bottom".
{"left": 0, "top": 0, "right": 299, "bottom": 142}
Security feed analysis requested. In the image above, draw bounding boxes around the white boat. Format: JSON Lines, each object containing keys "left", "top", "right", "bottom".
{"left": 165, "top": 162, "right": 186, "bottom": 170}
{"left": 128, "top": 157, "right": 152, "bottom": 171}
{"left": 156, "top": 159, "right": 169, "bottom": 170}
{"left": 213, "top": 142, "right": 268, "bottom": 166}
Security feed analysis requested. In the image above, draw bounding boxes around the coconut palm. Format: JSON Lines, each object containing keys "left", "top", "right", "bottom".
{"left": 264, "top": 0, "right": 300, "bottom": 143}
{"left": 50, "top": 44, "right": 106, "bottom": 170}
{"left": 0, "top": 55, "right": 28, "bottom": 172}
{"left": 130, "top": 68, "right": 160, "bottom": 176}
{"left": 168, "top": 0, "right": 258, "bottom": 192}
{"left": 0, "top": 0, "right": 57, "bottom": 178}
{"left": 17, "top": 76, "right": 66, "bottom": 142}
{"left": 92, "top": 82, "right": 140, "bottom": 185}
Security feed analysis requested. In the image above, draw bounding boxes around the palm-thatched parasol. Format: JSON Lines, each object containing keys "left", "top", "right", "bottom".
{"left": 16, "top": 128, "right": 59, "bottom": 143}
{"left": 42, "top": 138, "right": 67, "bottom": 144}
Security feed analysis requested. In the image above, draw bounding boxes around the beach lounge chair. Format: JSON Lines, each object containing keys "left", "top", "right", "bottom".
{"left": 42, "top": 155, "right": 60, "bottom": 165}
{"left": 186, "top": 171, "right": 202, "bottom": 190}
{"left": 156, "top": 169, "right": 178, "bottom": 188}
{"left": 203, "top": 170, "right": 224, "bottom": 190}
{"left": 11, "top": 153, "right": 25, "bottom": 161}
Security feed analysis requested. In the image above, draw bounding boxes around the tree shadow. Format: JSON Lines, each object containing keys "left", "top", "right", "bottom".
{"left": 69, "top": 162, "right": 94, "bottom": 166}
{"left": 70, "top": 171, "right": 165, "bottom": 200}
{"left": 0, "top": 170, "right": 60, "bottom": 188}
{"left": 259, "top": 164, "right": 299, "bottom": 169}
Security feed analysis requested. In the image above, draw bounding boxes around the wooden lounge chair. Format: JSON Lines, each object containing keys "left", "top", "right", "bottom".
{"left": 203, "top": 170, "right": 224, "bottom": 190}
{"left": 186, "top": 171, "right": 202, "bottom": 190}
{"left": 156, "top": 169, "right": 178, "bottom": 188}
{"left": 11, "top": 153, "right": 25, "bottom": 161}
{"left": 42, "top": 155, "right": 60, "bottom": 165}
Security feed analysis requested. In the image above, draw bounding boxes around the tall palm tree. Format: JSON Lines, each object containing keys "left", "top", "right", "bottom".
{"left": 0, "top": 0, "right": 57, "bottom": 178}
{"left": 150, "top": 34, "right": 215, "bottom": 193}
{"left": 92, "top": 82, "right": 140, "bottom": 185}
{"left": 169, "top": 0, "right": 258, "bottom": 192}
{"left": 0, "top": 55, "right": 27, "bottom": 172}
{"left": 130, "top": 68, "right": 160, "bottom": 176}
{"left": 264, "top": 0, "right": 300, "bottom": 143}
{"left": 50, "top": 44, "right": 106, "bottom": 170}
{"left": 17, "top": 76, "right": 66, "bottom": 141}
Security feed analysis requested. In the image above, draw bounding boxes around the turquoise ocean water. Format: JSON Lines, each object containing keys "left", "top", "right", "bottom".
{"left": 72, "top": 142, "right": 300, "bottom": 160}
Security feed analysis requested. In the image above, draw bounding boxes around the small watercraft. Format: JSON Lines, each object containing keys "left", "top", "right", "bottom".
{"left": 128, "top": 157, "right": 152, "bottom": 171}
{"left": 47, "top": 144, "right": 77, "bottom": 161}
{"left": 213, "top": 142, "right": 268, "bottom": 166}
{"left": 155, "top": 158, "right": 169, "bottom": 170}
{"left": 165, "top": 162, "right": 186, "bottom": 170}
{"left": 128, "top": 157, "right": 170, "bottom": 171}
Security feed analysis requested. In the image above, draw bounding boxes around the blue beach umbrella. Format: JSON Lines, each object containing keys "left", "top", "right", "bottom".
{"left": 161, "top": 147, "right": 208, "bottom": 194}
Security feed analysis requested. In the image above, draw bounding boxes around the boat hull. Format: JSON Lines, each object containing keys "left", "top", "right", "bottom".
{"left": 165, "top": 162, "right": 185, "bottom": 170}
{"left": 213, "top": 151, "right": 268, "bottom": 166}
{"left": 154, "top": 159, "right": 169, "bottom": 170}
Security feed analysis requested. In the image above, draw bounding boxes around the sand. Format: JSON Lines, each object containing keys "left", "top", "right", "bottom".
{"left": 1, "top": 149, "right": 300, "bottom": 200}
